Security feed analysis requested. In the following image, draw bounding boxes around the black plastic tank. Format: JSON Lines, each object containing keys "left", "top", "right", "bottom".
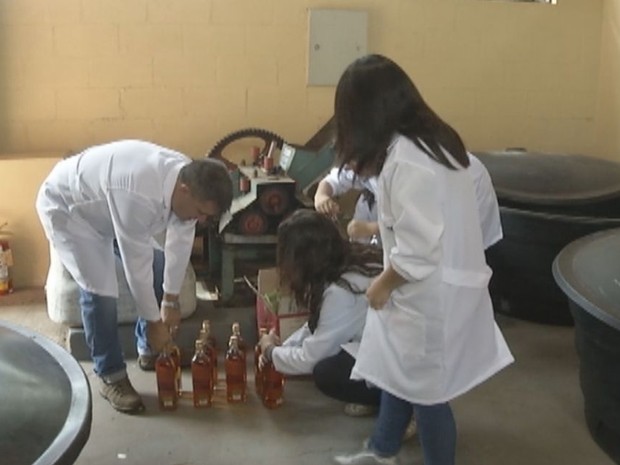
{"left": 475, "top": 150, "right": 620, "bottom": 325}
{"left": 552, "top": 228, "right": 620, "bottom": 464}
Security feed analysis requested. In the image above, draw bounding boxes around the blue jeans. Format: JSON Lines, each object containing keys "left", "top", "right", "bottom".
{"left": 79, "top": 244, "right": 165, "bottom": 378}
{"left": 369, "top": 390, "right": 456, "bottom": 465}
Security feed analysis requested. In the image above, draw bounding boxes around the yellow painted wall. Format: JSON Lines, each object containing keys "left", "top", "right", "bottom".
{"left": 0, "top": 0, "right": 606, "bottom": 157}
{"left": 595, "top": 0, "right": 620, "bottom": 160}
{"left": 0, "top": 156, "right": 61, "bottom": 289}
{"left": 0, "top": 0, "right": 616, "bottom": 289}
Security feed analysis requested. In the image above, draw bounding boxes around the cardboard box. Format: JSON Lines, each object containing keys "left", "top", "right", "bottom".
{"left": 256, "top": 268, "right": 309, "bottom": 341}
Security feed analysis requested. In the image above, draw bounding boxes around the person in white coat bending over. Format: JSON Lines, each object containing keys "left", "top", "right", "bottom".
{"left": 36, "top": 140, "right": 233, "bottom": 414}
{"left": 331, "top": 55, "right": 514, "bottom": 465}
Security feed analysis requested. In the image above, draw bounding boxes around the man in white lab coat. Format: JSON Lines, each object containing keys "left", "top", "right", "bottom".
{"left": 36, "top": 140, "right": 233, "bottom": 413}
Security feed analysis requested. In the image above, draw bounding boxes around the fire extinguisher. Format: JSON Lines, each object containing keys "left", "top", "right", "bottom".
{"left": 0, "top": 222, "right": 13, "bottom": 295}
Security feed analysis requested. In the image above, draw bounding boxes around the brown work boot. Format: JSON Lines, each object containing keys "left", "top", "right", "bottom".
{"left": 98, "top": 376, "right": 145, "bottom": 414}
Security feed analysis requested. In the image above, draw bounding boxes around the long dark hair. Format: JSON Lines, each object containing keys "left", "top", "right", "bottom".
{"left": 277, "top": 209, "right": 382, "bottom": 333}
{"left": 334, "top": 54, "right": 469, "bottom": 177}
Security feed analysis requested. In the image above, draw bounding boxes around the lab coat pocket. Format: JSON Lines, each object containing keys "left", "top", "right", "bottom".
{"left": 386, "top": 303, "right": 426, "bottom": 363}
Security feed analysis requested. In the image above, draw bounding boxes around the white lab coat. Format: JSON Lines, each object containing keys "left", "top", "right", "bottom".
{"left": 323, "top": 167, "right": 378, "bottom": 198}
{"left": 322, "top": 160, "right": 501, "bottom": 249}
{"left": 36, "top": 140, "right": 196, "bottom": 322}
{"left": 468, "top": 153, "right": 503, "bottom": 248}
{"left": 271, "top": 272, "right": 373, "bottom": 375}
{"left": 351, "top": 135, "right": 513, "bottom": 405}
{"left": 323, "top": 167, "right": 380, "bottom": 245}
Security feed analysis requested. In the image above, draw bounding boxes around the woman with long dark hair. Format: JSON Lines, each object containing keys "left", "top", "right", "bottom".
{"left": 332, "top": 54, "right": 514, "bottom": 465}
{"left": 258, "top": 209, "right": 384, "bottom": 411}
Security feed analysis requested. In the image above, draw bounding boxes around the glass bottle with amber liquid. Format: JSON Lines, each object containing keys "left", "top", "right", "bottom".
{"left": 254, "top": 328, "right": 268, "bottom": 395}
{"left": 200, "top": 320, "right": 218, "bottom": 389}
{"left": 262, "top": 358, "right": 284, "bottom": 409}
{"left": 231, "top": 322, "right": 247, "bottom": 354}
{"left": 225, "top": 335, "right": 247, "bottom": 403}
{"left": 169, "top": 343, "right": 182, "bottom": 394}
{"left": 191, "top": 339, "right": 213, "bottom": 408}
{"left": 156, "top": 343, "right": 178, "bottom": 410}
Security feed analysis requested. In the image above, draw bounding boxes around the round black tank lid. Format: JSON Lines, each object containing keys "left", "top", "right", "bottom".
{"left": 553, "top": 228, "right": 620, "bottom": 331}
{"left": 473, "top": 150, "right": 620, "bottom": 206}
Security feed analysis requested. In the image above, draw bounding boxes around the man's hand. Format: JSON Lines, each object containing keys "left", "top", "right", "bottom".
{"left": 146, "top": 319, "right": 172, "bottom": 353}
{"left": 160, "top": 298, "right": 181, "bottom": 331}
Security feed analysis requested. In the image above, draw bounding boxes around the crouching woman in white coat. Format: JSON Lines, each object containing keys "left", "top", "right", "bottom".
{"left": 258, "top": 209, "right": 383, "bottom": 409}
{"left": 332, "top": 55, "right": 514, "bottom": 465}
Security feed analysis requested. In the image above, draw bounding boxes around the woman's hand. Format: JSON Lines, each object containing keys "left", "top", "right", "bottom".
{"left": 347, "top": 219, "right": 378, "bottom": 240}
{"left": 259, "top": 329, "right": 280, "bottom": 353}
{"left": 366, "top": 267, "right": 406, "bottom": 309}
{"left": 315, "top": 195, "right": 340, "bottom": 218}
{"left": 366, "top": 277, "right": 392, "bottom": 310}
{"left": 258, "top": 329, "right": 281, "bottom": 369}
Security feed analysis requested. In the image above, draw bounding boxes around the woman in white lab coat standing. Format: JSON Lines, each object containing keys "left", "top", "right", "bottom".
{"left": 332, "top": 55, "right": 514, "bottom": 465}
{"left": 36, "top": 140, "right": 233, "bottom": 414}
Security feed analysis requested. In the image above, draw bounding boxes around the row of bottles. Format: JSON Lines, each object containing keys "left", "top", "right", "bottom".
{"left": 155, "top": 322, "right": 284, "bottom": 410}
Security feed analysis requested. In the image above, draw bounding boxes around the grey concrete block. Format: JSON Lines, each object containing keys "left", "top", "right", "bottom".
{"left": 67, "top": 300, "right": 257, "bottom": 361}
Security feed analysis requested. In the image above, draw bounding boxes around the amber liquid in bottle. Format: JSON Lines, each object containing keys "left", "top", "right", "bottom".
{"left": 156, "top": 344, "right": 178, "bottom": 410}
{"left": 254, "top": 328, "right": 268, "bottom": 395}
{"left": 262, "top": 360, "right": 284, "bottom": 409}
{"left": 170, "top": 343, "right": 182, "bottom": 394}
{"left": 225, "top": 335, "right": 247, "bottom": 403}
{"left": 232, "top": 322, "right": 247, "bottom": 354}
{"left": 191, "top": 340, "right": 213, "bottom": 408}
{"left": 200, "top": 320, "right": 218, "bottom": 388}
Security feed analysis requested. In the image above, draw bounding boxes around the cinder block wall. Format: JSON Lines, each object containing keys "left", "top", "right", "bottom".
{"left": 0, "top": 0, "right": 611, "bottom": 157}
{"left": 0, "top": 0, "right": 618, "bottom": 289}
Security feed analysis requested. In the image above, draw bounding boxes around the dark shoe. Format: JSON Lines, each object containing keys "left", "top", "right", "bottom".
{"left": 98, "top": 376, "right": 145, "bottom": 414}
{"left": 138, "top": 354, "right": 156, "bottom": 371}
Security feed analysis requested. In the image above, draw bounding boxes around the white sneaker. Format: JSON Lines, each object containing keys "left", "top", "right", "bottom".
{"left": 334, "top": 445, "right": 398, "bottom": 465}
{"left": 402, "top": 418, "right": 417, "bottom": 441}
{"left": 344, "top": 403, "right": 379, "bottom": 417}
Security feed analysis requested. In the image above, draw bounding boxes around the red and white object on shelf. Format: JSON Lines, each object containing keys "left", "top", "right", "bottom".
{"left": 0, "top": 222, "right": 14, "bottom": 295}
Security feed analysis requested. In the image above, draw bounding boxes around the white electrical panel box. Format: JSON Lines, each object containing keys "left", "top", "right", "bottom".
{"left": 307, "top": 9, "right": 368, "bottom": 86}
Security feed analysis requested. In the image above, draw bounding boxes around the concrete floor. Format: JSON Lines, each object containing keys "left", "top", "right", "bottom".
{"left": 0, "top": 289, "right": 615, "bottom": 465}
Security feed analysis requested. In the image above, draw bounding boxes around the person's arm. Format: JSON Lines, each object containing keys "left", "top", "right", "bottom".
{"left": 314, "top": 178, "right": 340, "bottom": 216}
{"left": 467, "top": 153, "right": 503, "bottom": 249}
{"left": 347, "top": 219, "right": 380, "bottom": 240}
{"left": 266, "top": 285, "right": 366, "bottom": 375}
{"left": 314, "top": 167, "right": 363, "bottom": 216}
{"left": 280, "top": 323, "right": 311, "bottom": 347}
{"left": 107, "top": 189, "right": 161, "bottom": 322}
{"left": 367, "top": 156, "right": 443, "bottom": 309}
{"left": 162, "top": 214, "right": 195, "bottom": 295}
{"left": 387, "top": 159, "right": 443, "bottom": 282}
